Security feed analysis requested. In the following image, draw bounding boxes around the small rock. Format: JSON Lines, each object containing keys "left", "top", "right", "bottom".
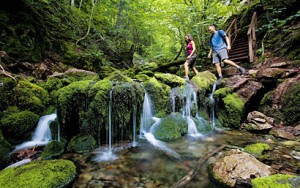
{"left": 271, "top": 129, "right": 295, "bottom": 140}
{"left": 270, "top": 62, "right": 287, "bottom": 68}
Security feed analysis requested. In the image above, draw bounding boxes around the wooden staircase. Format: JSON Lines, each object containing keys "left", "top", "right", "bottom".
{"left": 225, "top": 12, "right": 257, "bottom": 63}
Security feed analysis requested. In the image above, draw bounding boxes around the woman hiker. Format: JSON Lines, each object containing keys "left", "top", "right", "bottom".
{"left": 207, "top": 24, "right": 246, "bottom": 80}
{"left": 184, "top": 34, "right": 199, "bottom": 80}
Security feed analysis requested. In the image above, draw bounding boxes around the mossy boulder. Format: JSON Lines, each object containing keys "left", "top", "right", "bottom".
{"left": 191, "top": 71, "right": 217, "bottom": 91}
{"left": 67, "top": 135, "right": 96, "bottom": 153}
{"left": 135, "top": 73, "right": 150, "bottom": 81}
{"left": 218, "top": 93, "right": 245, "bottom": 128}
{"left": 0, "top": 159, "right": 76, "bottom": 188}
{"left": 215, "top": 87, "right": 232, "bottom": 98}
{"left": 106, "top": 70, "right": 133, "bottom": 83}
{"left": 57, "top": 80, "right": 94, "bottom": 139}
{"left": 154, "top": 72, "right": 185, "bottom": 87}
{"left": 153, "top": 113, "right": 187, "bottom": 141}
{"left": 0, "top": 131, "right": 12, "bottom": 169}
{"left": 281, "top": 82, "right": 300, "bottom": 125}
{"left": 194, "top": 117, "right": 212, "bottom": 133}
{"left": 251, "top": 174, "right": 299, "bottom": 188}
{"left": 144, "top": 77, "right": 171, "bottom": 116}
{"left": 41, "top": 141, "right": 65, "bottom": 160}
{"left": 0, "top": 77, "right": 17, "bottom": 112}
{"left": 88, "top": 78, "right": 112, "bottom": 98}
{"left": 0, "top": 110, "right": 39, "bottom": 144}
{"left": 243, "top": 143, "right": 270, "bottom": 157}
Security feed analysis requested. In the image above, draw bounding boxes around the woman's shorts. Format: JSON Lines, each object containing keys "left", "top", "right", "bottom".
{"left": 186, "top": 54, "right": 197, "bottom": 67}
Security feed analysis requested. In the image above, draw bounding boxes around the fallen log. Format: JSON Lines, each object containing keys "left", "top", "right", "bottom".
{"left": 170, "top": 145, "right": 226, "bottom": 188}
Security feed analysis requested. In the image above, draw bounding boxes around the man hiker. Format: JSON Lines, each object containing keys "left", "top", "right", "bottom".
{"left": 207, "top": 24, "right": 246, "bottom": 80}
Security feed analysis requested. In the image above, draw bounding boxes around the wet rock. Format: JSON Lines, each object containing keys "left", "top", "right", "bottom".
{"left": 281, "top": 141, "right": 300, "bottom": 147}
{"left": 248, "top": 69, "right": 258, "bottom": 77}
{"left": 67, "top": 135, "right": 96, "bottom": 153}
{"left": 212, "top": 149, "right": 272, "bottom": 187}
{"left": 256, "top": 68, "right": 297, "bottom": 79}
{"left": 41, "top": 140, "right": 65, "bottom": 159}
{"left": 270, "top": 62, "right": 289, "bottom": 68}
{"left": 190, "top": 71, "right": 217, "bottom": 91}
{"left": 270, "top": 128, "right": 296, "bottom": 140}
{"left": 242, "top": 111, "right": 274, "bottom": 131}
{"left": 0, "top": 159, "right": 76, "bottom": 187}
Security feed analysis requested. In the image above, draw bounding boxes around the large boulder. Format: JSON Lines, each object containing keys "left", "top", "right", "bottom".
{"left": 212, "top": 149, "right": 272, "bottom": 187}
{"left": 0, "top": 131, "right": 13, "bottom": 169}
{"left": 41, "top": 141, "right": 65, "bottom": 160}
{"left": 0, "top": 110, "right": 39, "bottom": 144}
{"left": 190, "top": 71, "right": 217, "bottom": 91}
{"left": 0, "top": 159, "right": 76, "bottom": 188}
{"left": 67, "top": 135, "right": 96, "bottom": 153}
{"left": 154, "top": 72, "right": 185, "bottom": 87}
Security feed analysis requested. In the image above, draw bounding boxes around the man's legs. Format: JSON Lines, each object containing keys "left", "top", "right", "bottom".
{"left": 215, "top": 63, "right": 222, "bottom": 79}
{"left": 223, "top": 59, "right": 246, "bottom": 75}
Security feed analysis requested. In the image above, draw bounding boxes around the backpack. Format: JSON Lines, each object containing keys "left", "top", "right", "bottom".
{"left": 210, "top": 30, "right": 227, "bottom": 46}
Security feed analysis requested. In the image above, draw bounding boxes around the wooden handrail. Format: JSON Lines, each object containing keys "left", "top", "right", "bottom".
{"left": 225, "top": 19, "right": 238, "bottom": 46}
{"left": 247, "top": 12, "right": 257, "bottom": 62}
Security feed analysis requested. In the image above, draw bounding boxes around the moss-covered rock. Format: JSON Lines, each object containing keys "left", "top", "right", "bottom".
{"left": 214, "top": 87, "right": 232, "bottom": 98}
{"left": 67, "top": 135, "right": 96, "bottom": 153}
{"left": 0, "top": 110, "right": 39, "bottom": 144}
{"left": 0, "top": 159, "right": 76, "bottom": 188}
{"left": 0, "top": 77, "right": 17, "bottom": 113}
{"left": 218, "top": 93, "right": 245, "bottom": 128}
{"left": 41, "top": 141, "right": 65, "bottom": 160}
{"left": 154, "top": 72, "right": 185, "bottom": 87}
{"left": 251, "top": 174, "right": 299, "bottom": 188}
{"left": 88, "top": 78, "right": 112, "bottom": 98}
{"left": 144, "top": 77, "right": 171, "bottom": 116}
{"left": 153, "top": 113, "right": 187, "bottom": 141}
{"left": 281, "top": 82, "right": 300, "bottom": 125}
{"left": 106, "top": 70, "right": 133, "bottom": 83}
{"left": 0, "top": 131, "right": 13, "bottom": 169}
{"left": 194, "top": 117, "right": 212, "bottom": 133}
{"left": 13, "top": 81, "right": 50, "bottom": 115}
{"left": 191, "top": 71, "right": 217, "bottom": 91}
{"left": 57, "top": 80, "right": 94, "bottom": 139}
{"left": 135, "top": 73, "right": 150, "bottom": 81}
{"left": 243, "top": 143, "right": 270, "bottom": 157}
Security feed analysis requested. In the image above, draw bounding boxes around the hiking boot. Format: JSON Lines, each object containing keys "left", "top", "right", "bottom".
{"left": 238, "top": 67, "right": 246, "bottom": 75}
{"left": 184, "top": 76, "right": 190, "bottom": 81}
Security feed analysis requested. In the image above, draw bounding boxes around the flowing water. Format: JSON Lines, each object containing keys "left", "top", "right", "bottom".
{"left": 93, "top": 89, "right": 118, "bottom": 162}
{"left": 65, "top": 130, "right": 258, "bottom": 188}
{"left": 14, "top": 113, "right": 57, "bottom": 151}
{"left": 132, "top": 107, "right": 137, "bottom": 147}
{"left": 209, "top": 81, "right": 218, "bottom": 128}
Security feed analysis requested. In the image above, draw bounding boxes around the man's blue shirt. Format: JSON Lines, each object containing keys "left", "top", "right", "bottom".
{"left": 210, "top": 30, "right": 227, "bottom": 52}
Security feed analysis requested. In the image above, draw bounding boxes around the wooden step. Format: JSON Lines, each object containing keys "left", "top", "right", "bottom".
{"left": 230, "top": 55, "right": 249, "bottom": 62}
{"left": 230, "top": 45, "right": 248, "bottom": 51}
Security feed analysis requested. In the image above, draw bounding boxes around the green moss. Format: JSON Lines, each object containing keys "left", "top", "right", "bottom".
{"left": 89, "top": 79, "right": 112, "bottom": 98}
{"left": 0, "top": 77, "right": 17, "bottom": 112}
{"left": 106, "top": 71, "right": 133, "bottom": 83}
{"left": 154, "top": 72, "right": 185, "bottom": 87}
{"left": 144, "top": 77, "right": 171, "bottom": 115}
{"left": 214, "top": 87, "right": 232, "bottom": 98}
{"left": 281, "top": 82, "right": 300, "bottom": 125}
{"left": 0, "top": 131, "right": 12, "bottom": 169}
{"left": 154, "top": 113, "right": 188, "bottom": 141}
{"left": 0, "top": 159, "right": 76, "bottom": 188}
{"left": 41, "top": 141, "right": 65, "bottom": 160}
{"left": 190, "top": 71, "right": 217, "bottom": 91}
{"left": 44, "top": 77, "right": 63, "bottom": 92}
{"left": 135, "top": 73, "right": 150, "bottom": 81}
{"left": 194, "top": 117, "right": 212, "bottom": 133}
{"left": 220, "top": 93, "right": 245, "bottom": 128}
{"left": 243, "top": 143, "right": 270, "bottom": 157}
{"left": 252, "top": 174, "right": 298, "bottom": 188}
{"left": 0, "top": 110, "right": 39, "bottom": 144}
{"left": 67, "top": 135, "right": 96, "bottom": 153}
{"left": 13, "top": 81, "right": 49, "bottom": 115}
{"left": 57, "top": 80, "right": 94, "bottom": 139}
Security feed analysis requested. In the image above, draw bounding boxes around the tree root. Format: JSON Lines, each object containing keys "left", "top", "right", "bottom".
{"left": 170, "top": 145, "right": 226, "bottom": 188}
{"left": 0, "top": 63, "right": 16, "bottom": 81}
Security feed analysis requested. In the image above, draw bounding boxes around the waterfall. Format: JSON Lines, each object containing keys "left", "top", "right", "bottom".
{"left": 209, "top": 81, "right": 218, "bottom": 128}
{"left": 182, "top": 82, "right": 202, "bottom": 137}
{"left": 93, "top": 88, "right": 118, "bottom": 162}
{"left": 140, "top": 90, "right": 180, "bottom": 159}
{"left": 139, "top": 91, "right": 154, "bottom": 138}
{"left": 132, "top": 107, "right": 137, "bottom": 147}
{"left": 14, "top": 113, "right": 57, "bottom": 151}
{"left": 170, "top": 87, "right": 180, "bottom": 113}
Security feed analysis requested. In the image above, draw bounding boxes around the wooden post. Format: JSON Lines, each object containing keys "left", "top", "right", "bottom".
{"left": 247, "top": 12, "right": 257, "bottom": 62}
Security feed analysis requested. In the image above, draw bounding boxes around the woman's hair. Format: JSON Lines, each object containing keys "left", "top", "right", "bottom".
{"left": 185, "top": 34, "right": 193, "bottom": 43}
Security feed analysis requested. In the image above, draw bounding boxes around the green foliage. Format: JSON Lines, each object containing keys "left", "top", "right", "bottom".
{"left": 0, "top": 159, "right": 76, "bottom": 188}
{"left": 154, "top": 113, "right": 187, "bottom": 141}
{"left": 243, "top": 143, "right": 270, "bottom": 157}
{"left": 251, "top": 174, "right": 299, "bottom": 188}
{"left": 191, "top": 71, "right": 217, "bottom": 91}
{"left": 41, "top": 141, "right": 65, "bottom": 160}
{"left": 0, "top": 130, "right": 12, "bottom": 169}
{"left": 67, "top": 135, "right": 96, "bottom": 153}
{"left": 281, "top": 82, "right": 300, "bottom": 125}
{"left": 0, "top": 110, "right": 39, "bottom": 144}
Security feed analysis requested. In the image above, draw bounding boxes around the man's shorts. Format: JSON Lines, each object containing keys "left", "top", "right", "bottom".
{"left": 186, "top": 54, "right": 197, "bottom": 67}
{"left": 213, "top": 48, "right": 228, "bottom": 64}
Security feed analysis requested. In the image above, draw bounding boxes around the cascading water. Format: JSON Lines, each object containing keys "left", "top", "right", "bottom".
{"left": 209, "top": 81, "right": 218, "bottom": 128}
{"left": 139, "top": 91, "right": 154, "bottom": 138}
{"left": 93, "top": 88, "right": 118, "bottom": 162}
{"left": 14, "top": 113, "right": 57, "bottom": 151}
{"left": 140, "top": 90, "right": 180, "bottom": 159}
{"left": 170, "top": 87, "right": 180, "bottom": 113}
{"left": 132, "top": 107, "right": 137, "bottom": 147}
{"left": 182, "top": 81, "right": 202, "bottom": 138}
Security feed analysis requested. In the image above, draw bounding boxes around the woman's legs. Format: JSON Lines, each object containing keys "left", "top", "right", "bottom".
{"left": 192, "top": 66, "right": 199, "bottom": 75}
{"left": 184, "top": 61, "right": 189, "bottom": 77}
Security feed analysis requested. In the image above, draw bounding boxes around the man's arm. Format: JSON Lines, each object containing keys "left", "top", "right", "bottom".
{"left": 208, "top": 47, "right": 213, "bottom": 58}
{"left": 225, "top": 36, "right": 231, "bottom": 50}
